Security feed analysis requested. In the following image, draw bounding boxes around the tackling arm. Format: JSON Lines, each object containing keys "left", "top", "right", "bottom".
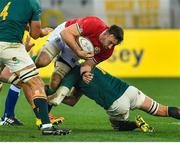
{"left": 29, "top": 21, "right": 53, "bottom": 39}
{"left": 62, "top": 88, "right": 82, "bottom": 106}
{"left": 80, "top": 59, "right": 97, "bottom": 84}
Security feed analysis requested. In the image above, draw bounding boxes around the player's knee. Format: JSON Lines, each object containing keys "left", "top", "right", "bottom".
{"left": 54, "top": 61, "right": 71, "bottom": 80}
{"left": 8, "top": 73, "right": 21, "bottom": 84}
{"left": 27, "top": 77, "right": 47, "bottom": 100}
{"left": 35, "top": 52, "right": 51, "bottom": 68}
{"left": 19, "top": 67, "right": 39, "bottom": 83}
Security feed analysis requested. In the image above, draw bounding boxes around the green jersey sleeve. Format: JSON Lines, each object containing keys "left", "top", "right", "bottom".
{"left": 29, "top": 0, "right": 41, "bottom": 21}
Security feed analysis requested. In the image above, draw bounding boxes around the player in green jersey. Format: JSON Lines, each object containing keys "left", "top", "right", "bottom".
{"left": 49, "top": 65, "right": 180, "bottom": 132}
{"left": 0, "top": 0, "right": 70, "bottom": 135}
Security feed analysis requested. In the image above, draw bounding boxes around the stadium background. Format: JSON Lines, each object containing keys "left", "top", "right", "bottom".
{"left": 1, "top": 0, "right": 180, "bottom": 141}
{"left": 29, "top": 0, "right": 180, "bottom": 78}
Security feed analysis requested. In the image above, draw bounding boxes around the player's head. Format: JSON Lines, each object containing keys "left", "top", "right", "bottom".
{"left": 99, "top": 25, "right": 124, "bottom": 49}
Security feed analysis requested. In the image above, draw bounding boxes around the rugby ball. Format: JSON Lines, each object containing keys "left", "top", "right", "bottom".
{"left": 78, "top": 36, "right": 94, "bottom": 53}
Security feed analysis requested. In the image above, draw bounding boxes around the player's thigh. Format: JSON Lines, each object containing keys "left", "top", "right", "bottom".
{"left": 2, "top": 43, "right": 35, "bottom": 73}
{"left": 0, "top": 66, "right": 12, "bottom": 83}
{"left": 54, "top": 59, "right": 72, "bottom": 79}
{"left": 125, "top": 86, "right": 146, "bottom": 110}
{"left": 107, "top": 95, "right": 130, "bottom": 121}
{"left": 60, "top": 46, "right": 79, "bottom": 68}
{"left": 50, "top": 59, "right": 72, "bottom": 89}
{"left": 35, "top": 42, "right": 60, "bottom": 67}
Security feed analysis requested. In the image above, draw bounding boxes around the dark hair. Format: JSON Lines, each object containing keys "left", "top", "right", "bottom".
{"left": 108, "top": 25, "right": 124, "bottom": 43}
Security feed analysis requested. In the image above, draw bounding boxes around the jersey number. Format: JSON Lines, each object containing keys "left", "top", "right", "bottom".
{"left": 0, "top": 2, "right": 11, "bottom": 21}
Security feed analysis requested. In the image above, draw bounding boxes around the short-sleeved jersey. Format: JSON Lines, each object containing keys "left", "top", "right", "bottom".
{"left": 0, "top": 0, "right": 41, "bottom": 43}
{"left": 61, "top": 66, "right": 129, "bottom": 110}
{"left": 65, "top": 16, "right": 114, "bottom": 63}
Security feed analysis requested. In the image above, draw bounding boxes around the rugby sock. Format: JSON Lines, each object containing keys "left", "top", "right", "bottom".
{"left": 168, "top": 107, "right": 180, "bottom": 119}
{"left": 48, "top": 104, "right": 53, "bottom": 113}
{"left": 46, "top": 87, "right": 56, "bottom": 95}
{"left": 45, "top": 86, "right": 55, "bottom": 113}
{"left": 117, "top": 121, "right": 138, "bottom": 131}
{"left": 2, "top": 85, "right": 20, "bottom": 119}
{"left": 33, "top": 107, "right": 40, "bottom": 119}
{"left": 34, "top": 98, "right": 50, "bottom": 124}
{"left": 119, "top": 121, "right": 138, "bottom": 131}
{"left": 110, "top": 119, "right": 138, "bottom": 131}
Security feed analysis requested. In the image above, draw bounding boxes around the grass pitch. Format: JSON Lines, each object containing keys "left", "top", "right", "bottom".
{"left": 0, "top": 78, "right": 180, "bottom": 142}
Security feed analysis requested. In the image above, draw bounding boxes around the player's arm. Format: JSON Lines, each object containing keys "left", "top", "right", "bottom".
{"left": 29, "top": 21, "right": 53, "bottom": 39}
{"left": 60, "top": 24, "right": 94, "bottom": 60}
{"left": 29, "top": 0, "right": 53, "bottom": 39}
{"left": 24, "top": 35, "right": 35, "bottom": 52}
{"left": 80, "top": 59, "right": 97, "bottom": 84}
{"left": 62, "top": 88, "right": 82, "bottom": 106}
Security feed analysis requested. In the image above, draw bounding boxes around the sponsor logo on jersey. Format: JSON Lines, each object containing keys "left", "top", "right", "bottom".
{"left": 94, "top": 47, "right": 100, "bottom": 54}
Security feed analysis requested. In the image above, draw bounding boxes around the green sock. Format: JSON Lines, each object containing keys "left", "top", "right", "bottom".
{"left": 46, "top": 87, "right": 56, "bottom": 95}
{"left": 34, "top": 98, "right": 50, "bottom": 124}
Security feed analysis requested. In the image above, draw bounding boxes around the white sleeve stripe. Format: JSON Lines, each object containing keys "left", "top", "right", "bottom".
{"left": 75, "top": 23, "right": 82, "bottom": 34}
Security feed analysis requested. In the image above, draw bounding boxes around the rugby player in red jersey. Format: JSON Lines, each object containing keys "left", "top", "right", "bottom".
{"left": 35, "top": 16, "right": 124, "bottom": 89}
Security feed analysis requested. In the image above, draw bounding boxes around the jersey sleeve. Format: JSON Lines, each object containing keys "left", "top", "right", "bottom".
{"left": 93, "top": 48, "right": 114, "bottom": 64}
{"left": 29, "top": 0, "right": 41, "bottom": 21}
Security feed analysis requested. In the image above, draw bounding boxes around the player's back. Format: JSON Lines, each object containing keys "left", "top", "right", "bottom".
{"left": 61, "top": 65, "right": 129, "bottom": 109}
{"left": 0, "top": 0, "right": 41, "bottom": 43}
{"left": 77, "top": 68, "right": 129, "bottom": 109}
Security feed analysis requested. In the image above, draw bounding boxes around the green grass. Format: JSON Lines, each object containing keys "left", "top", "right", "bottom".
{"left": 0, "top": 78, "right": 180, "bottom": 141}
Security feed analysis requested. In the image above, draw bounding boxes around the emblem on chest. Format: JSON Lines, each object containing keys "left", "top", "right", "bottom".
{"left": 94, "top": 47, "right": 101, "bottom": 54}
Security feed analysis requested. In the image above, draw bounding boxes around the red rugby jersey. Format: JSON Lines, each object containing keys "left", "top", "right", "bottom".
{"left": 65, "top": 16, "right": 114, "bottom": 63}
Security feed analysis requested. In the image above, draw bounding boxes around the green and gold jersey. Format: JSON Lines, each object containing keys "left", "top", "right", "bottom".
{"left": 0, "top": 0, "right": 41, "bottom": 43}
{"left": 62, "top": 66, "right": 129, "bottom": 110}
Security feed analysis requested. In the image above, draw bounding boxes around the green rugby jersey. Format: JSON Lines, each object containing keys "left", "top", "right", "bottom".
{"left": 62, "top": 66, "right": 129, "bottom": 110}
{"left": 0, "top": 0, "right": 41, "bottom": 43}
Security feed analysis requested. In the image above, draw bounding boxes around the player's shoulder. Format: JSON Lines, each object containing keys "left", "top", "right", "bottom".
{"left": 28, "top": 0, "right": 41, "bottom": 7}
{"left": 82, "top": 16, "right": 105, "bottom": 24}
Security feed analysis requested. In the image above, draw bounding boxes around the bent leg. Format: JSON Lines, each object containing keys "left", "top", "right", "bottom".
{"left": 140, "top": 96, "right": 168, "bottom": 116}
{"left": 107, "top": 93, "right": 138, "bottom": 131}
{"left": 35, "top": 42, "right": 60, "bottom": 68}
{"left": 2, "top": 85, "right": 21, "bottom": 119}
{"left": 49, "top": 60, "right": 71, "bottom": 90}
{"left": 139, "top": 93, "right": 180, "bottom": 119}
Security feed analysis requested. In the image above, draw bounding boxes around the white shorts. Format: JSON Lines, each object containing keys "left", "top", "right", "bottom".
{"left": 42, "top": 22, "right": 79, "bottom": 68}
{"left": 0, "top": 42, "right": 34, "bottom": 73}
{"left": 106, "top": 86, "right": 146, "bottom": 121}
{"left": 53, "top": 60, "right": 71, "bottom": 79}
